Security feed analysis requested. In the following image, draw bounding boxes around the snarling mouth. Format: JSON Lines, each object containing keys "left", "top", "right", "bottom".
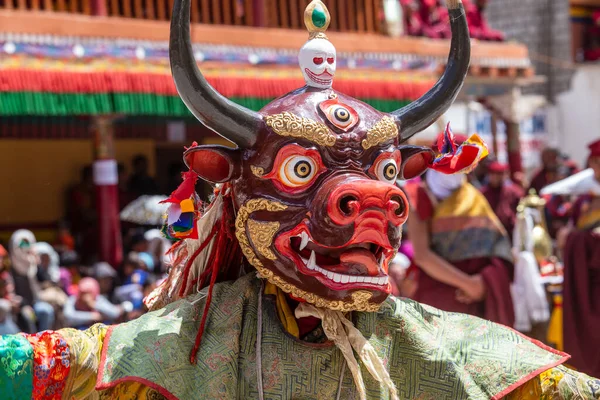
{"left": 305, "top": 68, "right": 333, "bottom": 86}
{"left": 275, "top": 225, "right": 394, "bottom": 292}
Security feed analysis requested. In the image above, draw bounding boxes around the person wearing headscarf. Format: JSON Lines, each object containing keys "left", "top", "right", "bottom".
{"left": 33, "top": 242, "right": 60, "bottom": 284}
{"left": 63, "top": 277, "right": 131, "bottom": 330}
{"left": 33, "top": 242, "right": 68, "bottom": 328}
{"left": 404, "top": 134, "right": 515, "bottom": 326}
{"left": 8, "top": 230, "right": 55, "bottom": 332}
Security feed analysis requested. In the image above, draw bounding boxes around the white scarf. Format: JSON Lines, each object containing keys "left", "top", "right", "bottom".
{"left": 425, "top": 170, "right": 466, "bottom": 200}
{"left": 9, "top": 230, "right": 38, "bottom": 277}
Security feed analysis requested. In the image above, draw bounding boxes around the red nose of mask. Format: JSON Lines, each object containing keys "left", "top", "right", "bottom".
{"left": 326, "top": 177, "right": 408, "bottom": 227}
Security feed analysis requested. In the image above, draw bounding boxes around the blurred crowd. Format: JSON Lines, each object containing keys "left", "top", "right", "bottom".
{"left": 0, "top": 227, "right": 169, "bottom": 335}
{"left": 0, "top": 153, "right": 175, "bottom": 335}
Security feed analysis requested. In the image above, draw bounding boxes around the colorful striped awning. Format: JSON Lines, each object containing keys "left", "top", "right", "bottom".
{"left": 0, "top": 54, "right": 438, "bottom": 117}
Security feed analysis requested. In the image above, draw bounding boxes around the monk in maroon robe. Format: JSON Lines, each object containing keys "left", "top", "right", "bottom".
{"left": 481, "top": 161, "right": 525, "bottom": 239}
{"left": 405, "top": 136, "right": 515, "bottom": 326}
{"left": 562, "top": 139, "right": 600, "bottom": 377}
{"left": 528, "top": 147, "right": 561, "bottom": 194}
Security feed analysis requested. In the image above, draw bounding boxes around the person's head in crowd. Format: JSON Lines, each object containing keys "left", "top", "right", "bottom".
{"left": 137, "top": 252, "right": 155, "bottom": 273}
{"left": 540, "top": 147, "right": 560, "bottom": 172}
{"left": 8, "top": 230, "right": 38, "bottom": 277}
{"left": 75, "top": 277, "right": 100, "bottom": 311}
{"left": 56, "top": 220, "right": 75, "bottom": 252}
{"left": 60, "top": 250, "right": 82, "bottom": 283}
{"left": 0, "top": 245, "right": 7, "bottom": 272}
{"left": 560, "top": 153, "right": 580, "bottom": 176}
{"left": 0, "top": 270, "right": 13, "bottom": 299}
{"left": 34, "top": 242, "right": 60, "bottom": 284}
{"left": 59, "top": 268, "right": 77, "bottom": 296}
{"left": 132, "top": 154, "right": 149, "bottom": 176}
{"left": 122, "top": 252, "right": 142, "bottom": 278}
{"left": 93, "top": 262, "right": 118, "bottom": 296}
{"left": 144, "top": 229, "right": 171, "bottom": 272}
{"left": 130, "top": 233, "right": 149, "bottom": 253}
{"left": 486, "top": 161, "right": 509, "bottom": 189}
{"left": 587, "top": 139, "right": 600, "bottom": 181}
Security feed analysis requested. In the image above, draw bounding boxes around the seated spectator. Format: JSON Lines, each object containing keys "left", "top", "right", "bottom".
{"left": 0, "top": 270, "right": 36, "bottom": 333}
{"left": 0, "top": 298, "right": 19, "bottom": 335}
{"left": 34, "top": 242, "right": 60, "bottom": 285}
{"left": 145, "top": 229, "right": 172, "bottom": 274}
{"left": 63, "top": 277, "right": 132, "bottom": 330}
{"left": 8, "top": 230, "right": 55, "bottom": 332}
{"left": 114, "top": 270, "right": 155, "bottom": 314}
{"left": 122, "top": 252, "right": 143, "bottom": 283}
{"left": 138, "top": 252, "right": 155, "bottom": 273}
{"left": 93, "top": 262, "right": 119, "bottom": 300}
{"left": 34, "top": 242, "right": 68, "bottom": 328}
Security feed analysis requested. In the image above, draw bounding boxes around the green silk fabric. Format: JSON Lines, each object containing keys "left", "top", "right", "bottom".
{"left": 100, "top": 273, "right": 566, "bottom": 399}
{"left": 0, "top": 334, "right": 33, "bottom": 400}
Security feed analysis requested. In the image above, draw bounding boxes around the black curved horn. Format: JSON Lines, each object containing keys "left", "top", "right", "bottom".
{"left": 170, "top": 0, "right": 262, "bottom": 148}
{"left": 392, "top": 0, "right": 470, "bottom": 142}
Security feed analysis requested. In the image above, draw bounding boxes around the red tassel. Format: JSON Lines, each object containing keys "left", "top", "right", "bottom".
{"left": 189, "top": 217, "right": 228, "bottom": 365}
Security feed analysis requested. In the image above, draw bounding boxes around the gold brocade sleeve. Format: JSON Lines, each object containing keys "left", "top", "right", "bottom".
{"left": 505, "top": 365, "right": 600, "bottom": 399}
{"left": 60, "top": 324, "right": 166, "bottom": 400}
{"left": 60, "top": 324, "right": 107, "bottom": 400}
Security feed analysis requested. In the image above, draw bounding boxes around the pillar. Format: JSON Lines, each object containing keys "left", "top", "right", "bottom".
{"left": 505, "top": 121, "right": 523, "bottom": 184}
{"left": 92, "top": 0, "right": 108, "bottom": 16}
{"left": 92, "top": 116, "right": 123, "bottom": 268}
{"left": 253, "top": 0, "right": 267, "bottom": 27}
{"left": 483, "top": 88, "right": 547, "bottom": 185}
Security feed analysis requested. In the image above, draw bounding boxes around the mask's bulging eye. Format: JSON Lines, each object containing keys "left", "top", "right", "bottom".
{"left": 319, "top": 100, "right": 359, "bottom": 132}
{"left": 329, "top": 105, "right": 353, "bottom": 128}
{"left": 327, "top": 57, "right": 335, "bottom": 64}
{"left": 375, "top": 159, "right": 399, "bottom": 183}
{"left": 280, "top": 155, "right": 317, "bottom": 187}
{"left": 313, "top": 57, "right": 324, "bottom": 65}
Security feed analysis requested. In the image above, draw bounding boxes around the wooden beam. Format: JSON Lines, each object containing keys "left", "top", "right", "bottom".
{"left": 570, "top": 0, "right": 600, "bottom": 6}
{"left": 123, "top": 0, "right": 132, "bottom": 18}
{"left": 201, "top": 0, "right": 209, "bottom": 23}
{"left": 157, "top": 0, "right": 166, "bottom": 20}
{"left": 0, "top": 10, "right": 530, "bottom": 61}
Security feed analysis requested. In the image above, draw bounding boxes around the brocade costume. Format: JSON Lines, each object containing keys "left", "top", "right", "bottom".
{"left": 2, "top": 1, "right": 599, "bottom": 399}
{"left": 2, "top": 274, "right": 600, "bottom": 399}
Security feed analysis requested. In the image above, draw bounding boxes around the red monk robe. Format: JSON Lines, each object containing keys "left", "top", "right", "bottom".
{"left": 481, "top": 161, "right": 525, "bottom": 238}
{"left": 406, "top": 179, "right": 515, "bottom": 326}
{"left": 561, "top": 138, "right": 600, "bottom": 377}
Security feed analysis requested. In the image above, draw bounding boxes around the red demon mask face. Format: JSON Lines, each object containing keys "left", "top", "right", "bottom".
{"left": 171, "top": 0, "right": 471, "bottom": 311}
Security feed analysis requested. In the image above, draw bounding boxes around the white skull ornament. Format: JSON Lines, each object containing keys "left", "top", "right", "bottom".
{"left": 299, "top": 0, "right": 336, "bottom": 89}
{"left": 299, "top": 39, "right": 336, "bottom": 89}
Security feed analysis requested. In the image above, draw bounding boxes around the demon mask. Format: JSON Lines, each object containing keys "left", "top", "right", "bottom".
{"left": 169, "top": 0, "right": 471, "bottom": 312}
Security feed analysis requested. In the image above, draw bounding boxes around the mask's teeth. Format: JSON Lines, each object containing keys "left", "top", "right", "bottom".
{"left": 299, "top": 231, "right": 310, "bottom": 251}
{"left": 379, "top": 254, "right": 385, "bottom": 268}
{"left": 307, "top": 250, "right": 316, "bottom": 270}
